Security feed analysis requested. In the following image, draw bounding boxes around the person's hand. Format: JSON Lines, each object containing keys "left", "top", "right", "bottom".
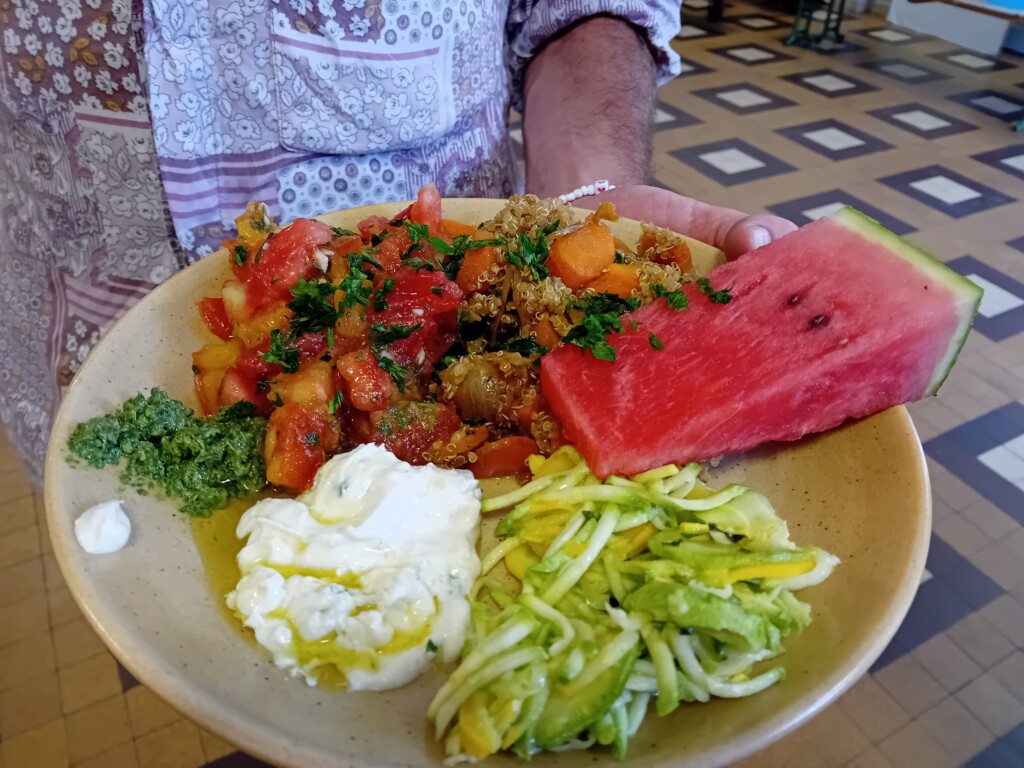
{"left": 576, "top": 184, "right": 797, "bottom": 261}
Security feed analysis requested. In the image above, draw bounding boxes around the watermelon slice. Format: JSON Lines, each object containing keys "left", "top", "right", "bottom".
{"left": 540, "top": 207, "right": 982, "bottom": 479}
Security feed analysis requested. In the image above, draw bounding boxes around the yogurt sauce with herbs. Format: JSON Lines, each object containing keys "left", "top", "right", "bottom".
{"left": 227, "top": 443, "right": 481, "bottom": 690}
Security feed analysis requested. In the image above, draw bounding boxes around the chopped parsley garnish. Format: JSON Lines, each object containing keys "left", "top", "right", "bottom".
{"left": 402, "top": 222, "right": 504, "bottom": 278}
{"left": 331, "top": 226, "right": 356, "bottom": 237}
{"left": 374, "top": 278, "right": 395, "bottom": 312}
{"left": 504, "top": 335, "right": 548, "bottom": 356}
{"left": 327, "top": 391, "right": 344, "bottom": 415}
{"left": 563, "top": 292, "right": 641, "bottom": 362}
{"left": 426, "top": 639, "right": 439, "bottom": 653}
{"left": 401, "top": 256, "right": 438, "bottom": 272}
{"left": 430, "top": 285, "right": 443, "bottom": 296}
{"left": 287, "top": 278, "right": 338, "bottom": 335}
{"left": 262, "top": 329, "right": 301, "bottom": 373}
{"left": 653, "top": 283, "right": 690, "bottom": 311}
{"left": 697, "top": 277, "right": 733, "bottom": 304}
{"left": 233, "top": 245, "right": 248, "bottom": 266}
{"left": 337, "top": 251, "right": 378, "bottom": 310}
{"left": 433, "top": 234, "right": 505, "bottom": 281}
{"left": 376, "top": 355, "right": 410, "bottom": 391}
{"left": 326, "top": 327, "right": 334, "bottom": 349}
{"left": 370, "top": 322, "right": 423, "bottom": 346}
{"left": 649, "top": 332, "right": 664, "bottom": 351}
{"left": 369, "top": 230, "right": 391, "bottom": 246}
{"left": 402, "top": 220, "right": 431, "bottom": 243}
{"left": 508, "top": 222, "right": 558, "bottom": 281}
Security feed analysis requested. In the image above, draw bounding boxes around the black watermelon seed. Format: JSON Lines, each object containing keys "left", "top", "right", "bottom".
{"left": 787, "top": 293, "right": 801, "bottom": 306}
{"left": 810, "top": 314, "right": 829, "bottom": 328}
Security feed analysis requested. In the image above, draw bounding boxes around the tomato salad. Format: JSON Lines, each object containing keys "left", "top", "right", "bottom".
{"left": 192, "top": 184, "right": 710, "bottom": 492}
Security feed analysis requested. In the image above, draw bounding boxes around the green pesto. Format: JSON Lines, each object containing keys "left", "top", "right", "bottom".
{"left": 66, "top": 388, "right": 266, "bottom": 517}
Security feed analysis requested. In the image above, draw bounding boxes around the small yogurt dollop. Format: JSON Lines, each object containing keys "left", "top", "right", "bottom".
{"left": 227, "top": 443, "right": 481, "bottom": 691}
{"left": 74, "top": 500, "right": 131, "bottom": 554}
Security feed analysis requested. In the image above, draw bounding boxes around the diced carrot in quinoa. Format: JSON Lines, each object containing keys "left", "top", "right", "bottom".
{"left": 456, "top": 245, "right": 501, "bottom": 293}
{"left": 534, "top": 317, "right": 561, "bottom": 350}
{"left": 546, "top": 221, "right": 615, "bottom": 290}
{"left": 639, "top": 232, "right": 693, "bottom": 274}
{"left": 655, "top": 242, "right": 692, "bottom": 273}
{"left": 584, "top": 263, "right": 641, "bottom": 299}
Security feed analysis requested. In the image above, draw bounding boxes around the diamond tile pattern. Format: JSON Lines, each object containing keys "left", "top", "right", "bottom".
{"left": 671, "top": 138, "right": 795, "bottom": 186}
{"left": 781, "top": 68, "right": 880, "bottom": 97}
{"left": 948, "top": 89, "right": 1024, "bottom": 121}
{"left": 776, "top": 118, "right": 893, "bottom": 160}
{"left": 868, "top": 102, "right": 978, "bottom": 139}
{"left": 692, "top": 82, "right": 796, "bottom": 114}
{"left": 3, "top": 7, "right": 1024, "bottom": 768}
{"left": 879, "top": 165, "right": 1015, "bottom": 218}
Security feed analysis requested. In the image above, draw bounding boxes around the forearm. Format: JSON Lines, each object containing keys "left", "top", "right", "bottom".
{"left": 522, "top": 15, "right": 658, "bottom": 197}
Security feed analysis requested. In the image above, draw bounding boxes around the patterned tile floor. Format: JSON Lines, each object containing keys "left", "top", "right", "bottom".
{"left": 3, "top": 6, "right": 1024, "bottom": 767}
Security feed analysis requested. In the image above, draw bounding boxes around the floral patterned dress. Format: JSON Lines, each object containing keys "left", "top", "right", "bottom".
{"left": 0, "top": 0, "right": 680, "bottom": 483}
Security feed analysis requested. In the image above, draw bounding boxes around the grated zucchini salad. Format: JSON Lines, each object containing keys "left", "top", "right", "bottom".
{"left": 429, "top": 447, "right": 839, "bottom": 761}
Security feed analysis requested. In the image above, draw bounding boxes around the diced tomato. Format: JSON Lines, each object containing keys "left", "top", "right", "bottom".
{"left": 371, "top": 270, "right": 463, "bottom": 377}
{"left": 334, "top": 349, "right": 398, "bottom": 412}
{"left": 357, "top": 215, "right": 392, "bottom": 241}
{"left": 471, "top": 437, "right": 539, "bottom": 480}
{"left": 218, "top": 367, "right": 273, "bottom": 416}
{"left": 246, "top": 218, "right": 333, "bottom": 309}
{"left": 272, "top": 360, "right": 336, "bottom": 411}
{"left": 366, "top": 401, "right": 461, "bottom": 464}
{"left": 372, "top": 226, "right": 411, "bottom": 277}
{"left": 293, "top": 331, "right": 329, "bottom": 364}
{"left": 233, "top": 345, "right": 281, "bottom": 382}
{"left": 265, "top": 403, "right": 331, "bottom": 491}
{"left": 378, "top": 269, "right": 463, "bottom": 317}
{"left": 333, "top": 304, "right": 369, "bottom": 356}
{"left": 409, "top": 183, "right": 442, "bottom": 237}
{"left": 196, "top": 297, "right": 234, "bottom": 341}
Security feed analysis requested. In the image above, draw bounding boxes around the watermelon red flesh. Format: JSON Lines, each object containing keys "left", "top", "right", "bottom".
{"left": 540, "top": 207, "right": 981, "bottom": 479}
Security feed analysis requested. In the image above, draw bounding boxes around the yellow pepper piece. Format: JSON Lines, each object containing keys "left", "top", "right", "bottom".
{"left": 609, "top": 522, "right": 658, "bottom": 558}
{"left": 532, "top": 446, "right": 581, "bottom": 477}
{"left": 234, "top": 201, "right": 272, "bottom": 248}
{"left": 457, "top": 691, "right": 501, "bottom": 760}
{"left": 504, "top": 544, "right": 540, "bottom": 581}
{"left": 527, "top": 454, "right": 546, "bottom": 475}
{"left": 680, "top": 522, "right": 710, "bottom": 535}
{"left": 520, "top": 510, "right": 572, "bottom": 547}
{"left": 563, "top": 540, "right": 588, "bottom": 557}
{"left": 725, "top": 559, "right": 816, "bottom": 583}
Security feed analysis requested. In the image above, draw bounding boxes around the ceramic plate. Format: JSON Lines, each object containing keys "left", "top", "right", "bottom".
{"left": 45, "top": 200, "right": 930, "bottom": 768}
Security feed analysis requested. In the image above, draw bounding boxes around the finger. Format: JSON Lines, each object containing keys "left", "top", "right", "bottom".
{"left": 721, "top": 214, "right": 798, "bottom": 261}
{"left": 577, "top": 186, "right": 746, "bottom": 248}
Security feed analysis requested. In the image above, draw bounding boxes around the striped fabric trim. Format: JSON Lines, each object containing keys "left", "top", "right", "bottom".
{"left": 74, "top": 106, "right": 152, "bottom": 132}
{"left": 59, "top": 270, "right": 156, "bottom": 329}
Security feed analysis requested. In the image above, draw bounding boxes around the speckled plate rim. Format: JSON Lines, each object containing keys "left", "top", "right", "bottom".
{"left": 44, "top": 199, "right": 931, "bottom": 768}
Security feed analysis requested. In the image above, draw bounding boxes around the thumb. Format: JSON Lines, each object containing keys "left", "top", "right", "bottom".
{"left": 721, "top": 214, "right": 798, "bottom": 261}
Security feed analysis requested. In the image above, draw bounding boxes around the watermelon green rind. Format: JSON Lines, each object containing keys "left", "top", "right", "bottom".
{"left": 830, "top": 206, "right": 982, "bottom": 395}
